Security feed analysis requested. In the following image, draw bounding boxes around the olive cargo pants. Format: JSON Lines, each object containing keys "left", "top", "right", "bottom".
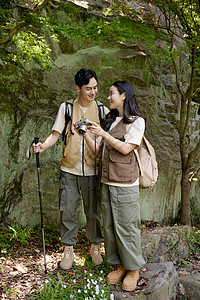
{"left": 101, "top": 183, "right": 145, "bottom": 270}
{"left": 59, "top": 171, "right": 103, "bottom": 246}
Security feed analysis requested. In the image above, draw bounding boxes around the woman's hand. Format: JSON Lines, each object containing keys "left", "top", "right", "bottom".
{"left": 87, "top": 121, "right": 105, "bottom": 137}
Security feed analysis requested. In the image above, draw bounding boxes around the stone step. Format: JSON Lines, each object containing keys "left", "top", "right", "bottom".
{"left": 113, "top": 262, "right": 178, "bottom": 300}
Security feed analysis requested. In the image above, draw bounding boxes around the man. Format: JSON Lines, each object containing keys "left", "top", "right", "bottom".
{"left": 33, "top": 68, "right": 109, "bottom": 269}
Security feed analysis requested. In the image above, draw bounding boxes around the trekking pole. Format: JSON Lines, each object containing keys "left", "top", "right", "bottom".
{"left": 34, "top": 137, "right": 47, "bottom": 274}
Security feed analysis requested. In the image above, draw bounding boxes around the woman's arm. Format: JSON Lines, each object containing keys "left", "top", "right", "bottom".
{"left": 88, "top": 122, "right": 137, "bottom": 155}
{"left": 33, "top": 130, "right": 61, "bottom": 153}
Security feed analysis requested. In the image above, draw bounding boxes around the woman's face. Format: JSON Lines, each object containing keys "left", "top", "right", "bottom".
{"left": 107, "top": 86, "right": 125, "bottom": 115}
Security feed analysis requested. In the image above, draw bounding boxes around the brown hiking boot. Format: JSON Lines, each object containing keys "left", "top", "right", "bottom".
{"left": 90, "top": 243, "right": 103, "bottom": 266}
{"left": 122, "top": 270, "right": 139, "bottom": 291}
{"left": 106, "top": 264, "right": 126, "bottom": 284}
{"left": 59, "top": 245, "right": 74, "bottom": 270}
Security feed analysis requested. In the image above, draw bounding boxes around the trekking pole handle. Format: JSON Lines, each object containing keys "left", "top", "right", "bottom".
{"left": 34, "top": 137, "right": 40, "bottom": 168}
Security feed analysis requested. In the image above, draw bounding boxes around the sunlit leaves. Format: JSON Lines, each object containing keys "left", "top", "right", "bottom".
{"left": 8, "top": 31, "right": 52, "bottom": 69}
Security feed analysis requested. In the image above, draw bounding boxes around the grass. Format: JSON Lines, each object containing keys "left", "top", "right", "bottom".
{"left": 31, "top": 270, "right": 115, "bottom": 299}
{"left": 0, "top": 224, "right": 33, "bottom": 256}
{"left": 29, "top": 227, "right": 116, "bottom": 299}
{"left": 0, "top": 224, "right": 116, "bottom": 299}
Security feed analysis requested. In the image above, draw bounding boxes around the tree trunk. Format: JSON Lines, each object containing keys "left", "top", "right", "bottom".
{"left": 181, "top": 169, "right": 191, "bottom": 225}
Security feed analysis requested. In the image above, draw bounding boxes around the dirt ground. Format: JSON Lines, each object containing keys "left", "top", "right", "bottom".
{"left": 0, "top": 226, "right": 199, "bottom": 299}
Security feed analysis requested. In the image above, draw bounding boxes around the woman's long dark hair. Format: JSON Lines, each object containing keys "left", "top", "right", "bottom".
{"left": 102, "top": 81, "right": 144, "bottom": 132}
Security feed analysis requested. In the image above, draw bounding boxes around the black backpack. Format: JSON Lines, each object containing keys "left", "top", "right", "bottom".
{"left": 62, "top": 100, "right": 105, "bottom": 145}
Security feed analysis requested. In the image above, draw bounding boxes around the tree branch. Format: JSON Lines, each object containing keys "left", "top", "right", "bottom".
{"left": 150, "top": 24, "right": 199, "bottom": 46}
{"left": 188, "top": 141, "right": 200, "bottom": 167}
{"left": 32, "top": 0, "right": 50, "bottom": 13}
{"left": 189, "top": 163, "right": 200, "bottom": 181}
{"left": 0, "top": 0, "right": 50, "bottom": 46}
{"left": 0, "top": 22, "right": 26, "bottom": 46}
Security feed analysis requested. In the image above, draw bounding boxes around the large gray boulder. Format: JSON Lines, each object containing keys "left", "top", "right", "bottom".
{"left": 178, "top": 272, "right": 200, "bottom": 300}
{"left": 141, "top": 226, "right": 191, "bottom": 264}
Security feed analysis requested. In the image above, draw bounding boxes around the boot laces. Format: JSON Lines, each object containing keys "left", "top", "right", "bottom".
{"left": 128, "top": 270, "right": 137, "bottom": 278}
{"left": 116, "top": 264, "right": 124, "bottom": 273}
{"left": 92, "top": 245, "right": 100, "bottom": 256}
{"left": 64, "top": 247, "right": 72, "bottom": 259}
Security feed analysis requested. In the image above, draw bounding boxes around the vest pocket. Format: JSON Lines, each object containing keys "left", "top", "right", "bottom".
{"left": 108, "top": 149, "right": 134, "bottom": 181}
{"left": 109, "top": 148, "right": 133, "bottom": 163}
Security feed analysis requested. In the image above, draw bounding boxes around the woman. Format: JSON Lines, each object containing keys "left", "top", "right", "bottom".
{"left": 79, "top": 81, "right": 146, "bottom": 292}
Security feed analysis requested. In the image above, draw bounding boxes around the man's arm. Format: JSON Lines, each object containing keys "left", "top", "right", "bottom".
{"left": 33, "top": 130, "right": 61, "bottom": 153}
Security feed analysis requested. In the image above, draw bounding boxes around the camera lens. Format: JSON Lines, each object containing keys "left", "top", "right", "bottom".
{"left": 78, "top": 124, "right": 87, "bottom": 135}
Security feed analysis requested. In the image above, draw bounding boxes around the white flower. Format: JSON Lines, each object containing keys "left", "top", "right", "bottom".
{"left": 84, "top": 289, "right": 88, "bottom": 293}
{"left": 100, "top": 270, "right": 103, "bottom": 273}
{"left": 78, "top": 289, "right": 81, "bottom": 293}
{"left": 99, "top": 277, "right": 103, "bottom": 281}
{"left": 73, "top": 279, "right": 76, "bottom": 284}
{"left": 61, "top": 284, "right": 67, "bottom": 289}
{"left": 89, "top": 273, "right": 92, "bottom": 276}
{"left": 110, "top": 293, "right": 115, "bottom": 300}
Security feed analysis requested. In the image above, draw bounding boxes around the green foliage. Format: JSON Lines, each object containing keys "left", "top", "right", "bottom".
{"left": 0, "top": 0, "right": 200, "bottom": 73}
{"left": 0, "top": 225, "right": 33, "bottom": 256}
{"left": 187, "top": 227, "right": 200, "bottom": 257}
{"left": 2, "top": 286, "right": 17, "bottom": 299}
{"left": 11, "top": 31, "right": 52, "bottom": 69}
{"left": 34, "top": 223, "right": 62, "bottom": 250}
{"left": 190, "top": 196, "right": 200, "bottom": 227}
{"left": 0, "top": 0, "right": 54, "bottom": 70}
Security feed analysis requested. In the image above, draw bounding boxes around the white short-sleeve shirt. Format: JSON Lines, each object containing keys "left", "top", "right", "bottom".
{"left": 52, "top": 102, "right": 109, "bottom": 176}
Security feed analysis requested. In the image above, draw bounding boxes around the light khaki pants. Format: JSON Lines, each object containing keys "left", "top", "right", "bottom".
{"left": 101, "top": 183, "right": 145, "bottom": 270}
{"left": 59, "top": 171, "right": 103, "bottom": 246}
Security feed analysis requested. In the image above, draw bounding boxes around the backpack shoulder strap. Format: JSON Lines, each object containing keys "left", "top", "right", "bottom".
{"left": 65, "top": 99, "right": 74, "bottom": 121}
{"left": 95, "top": 100, "right": 105, "bottom": 124}
{"left": 62, "top": 100, "right": 74, "bottom": 143}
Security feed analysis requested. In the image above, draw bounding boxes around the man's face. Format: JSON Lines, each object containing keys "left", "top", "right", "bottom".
{"left": 77, "top": 77, "right": 98, "bottom": 105}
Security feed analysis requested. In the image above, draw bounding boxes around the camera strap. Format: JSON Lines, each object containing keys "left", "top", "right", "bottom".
{"left": 82, "top": 136, "right": 97, "bottom": 191}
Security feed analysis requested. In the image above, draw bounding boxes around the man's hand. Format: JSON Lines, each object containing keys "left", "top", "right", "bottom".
{"left": 73, "top": 123, "right": 86, "bottom": 136}
{"left": 32, "top": 142, "right": 45, "bottom": 153}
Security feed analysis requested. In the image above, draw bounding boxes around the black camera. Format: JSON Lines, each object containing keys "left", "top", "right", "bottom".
{"left": 74, "top": 118, "right": 92, "bottom": 135}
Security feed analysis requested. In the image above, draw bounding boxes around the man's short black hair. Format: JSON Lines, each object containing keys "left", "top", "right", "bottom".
{"left": 75, "top": 68, "right": 98, "bottom": 88}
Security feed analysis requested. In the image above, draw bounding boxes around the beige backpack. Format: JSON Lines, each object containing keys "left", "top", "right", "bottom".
{"left": 134, "top": 136, "right": 158, "bottom": 189}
